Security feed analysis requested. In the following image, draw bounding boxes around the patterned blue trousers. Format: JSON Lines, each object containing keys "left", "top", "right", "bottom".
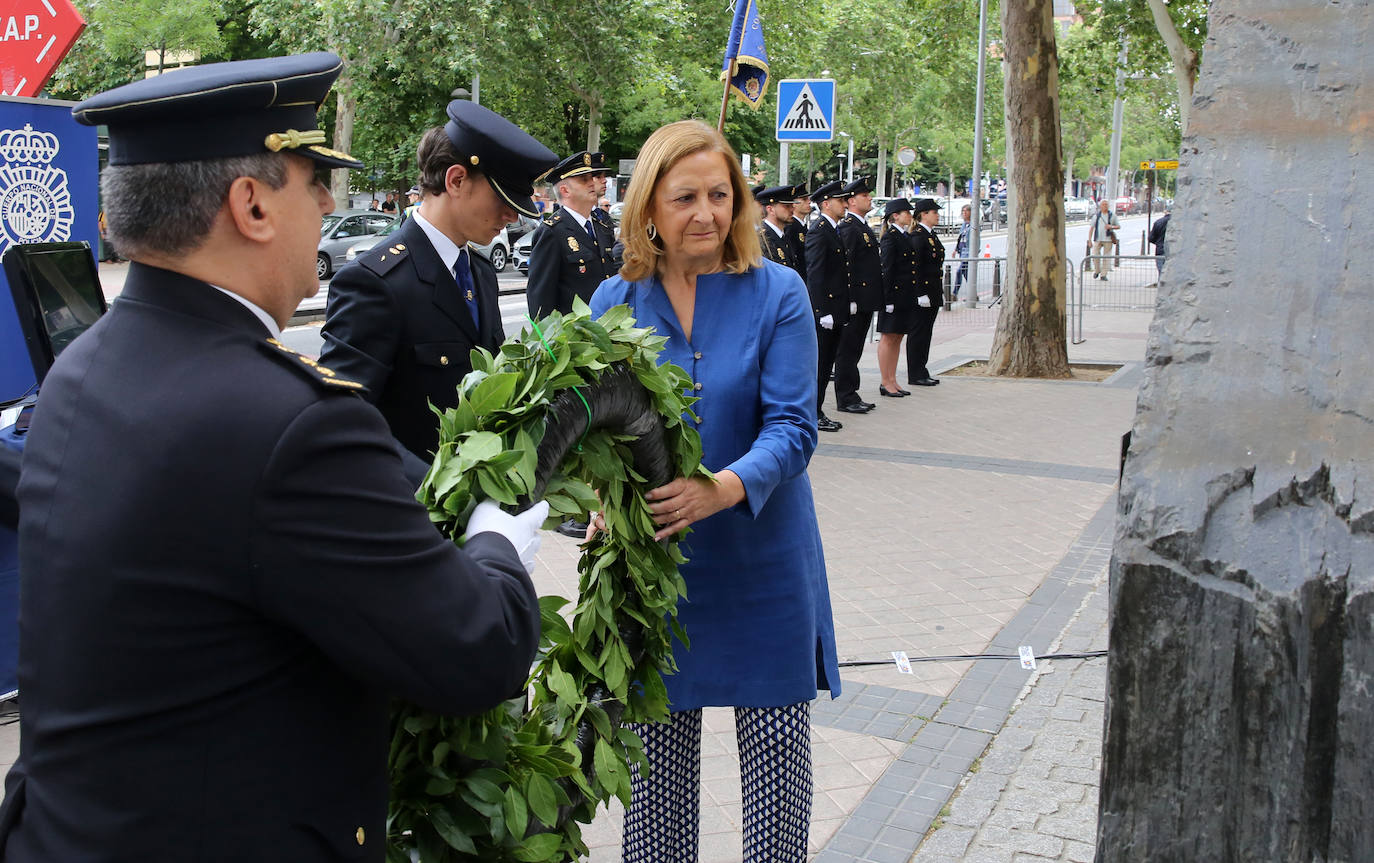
{"left": 622, "top": 701, "right": 812, "bottom": 863}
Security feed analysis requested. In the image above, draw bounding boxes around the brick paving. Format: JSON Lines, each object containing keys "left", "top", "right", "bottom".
{"left": 0, "top": 278, "right": 1150, "bottom": 862}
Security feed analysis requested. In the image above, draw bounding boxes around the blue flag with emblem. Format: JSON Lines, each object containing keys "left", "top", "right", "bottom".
{"left": 721, "top": 0, "right": 769, "bottom": 109}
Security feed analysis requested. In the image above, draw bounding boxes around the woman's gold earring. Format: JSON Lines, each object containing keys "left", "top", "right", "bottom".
{"left": 646, "top": 222, "right": 658, "bottom": 240}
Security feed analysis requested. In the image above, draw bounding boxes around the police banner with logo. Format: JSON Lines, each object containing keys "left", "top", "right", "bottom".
{"left": 0, "top": 95, "right": 97, "bottom": 403}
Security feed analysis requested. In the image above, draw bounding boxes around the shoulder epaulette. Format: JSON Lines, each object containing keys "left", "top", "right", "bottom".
{"left": 259, "top": 338, "right": 366, "bottom": 392}
{"left": 544, "top": 211, "right": 562, "bottom": 226}
{"left": 359, "top": 241, "right": 409, "bottom": 277}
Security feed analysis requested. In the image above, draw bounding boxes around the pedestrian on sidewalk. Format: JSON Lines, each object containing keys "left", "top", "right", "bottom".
{"left": 1089, "top": 199, "right": 1120, "bottom": 280}
{"left": 953, "top": 203, "right": 972, "bottom": 298}
{"left": 1149, "top": 209, "right": 1171, "bottom": 275}
{"left": 876, "top": 197, "right": 917, "bottom": 397}
{"left": 590, "top": 119, "right": 840, "bottom": 863}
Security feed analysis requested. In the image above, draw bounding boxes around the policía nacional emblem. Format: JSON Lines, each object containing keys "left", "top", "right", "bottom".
{"left": 567, "top": 236, "right": 580, "bottom": 252}
{"left": 0, "top": 124, "right": 74, "bottom": 247}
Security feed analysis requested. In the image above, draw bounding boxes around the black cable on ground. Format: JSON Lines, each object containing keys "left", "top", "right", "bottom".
{"left": 838, "top": 650, "right": 1107, "bottom": 669}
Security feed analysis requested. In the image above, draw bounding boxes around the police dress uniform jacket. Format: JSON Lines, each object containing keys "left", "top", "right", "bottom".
{"left": 525, "top": 208, "right": 617, "bottom": 319}
{"left": 758, "top": 222, "right": 795, "bottom": 271}
{"left": 913, "top": 222, "right": 946, "bottom": 307}
{"left": 320, "top": 216, "right": 504, "bottom": 468}
{"left": 803, "top": 216, "right": 851, "bottom": 326}
{"left": 0, "top": 263, "right": 540, "bottom": 862}
{"left": 590, "top": 263, "right": 840, "bottom": 709}
{"left": 784, "top": 216, "right": 807, "bottom": 277}
{"left": 877, "top": 226, "right": 920, "bottom": 334}
{"left": 837, "top": 212, "right": 883, "bottom": 314}
{"left": 906, "top": 224, "right": 946, "bottom": 382}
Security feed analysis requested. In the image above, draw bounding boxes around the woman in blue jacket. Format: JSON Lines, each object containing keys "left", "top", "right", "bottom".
{"left": 590, "top": 119, "right": 840, "bottom": 863}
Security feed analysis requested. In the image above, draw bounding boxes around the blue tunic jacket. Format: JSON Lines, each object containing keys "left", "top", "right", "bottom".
{"left": 591, "top": 260, "right": 841, "bottom": 710}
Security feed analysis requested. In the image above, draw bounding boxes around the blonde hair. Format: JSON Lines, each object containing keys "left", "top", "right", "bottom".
{"left": 619, "top": 120, "right": 762, "bottom": 282}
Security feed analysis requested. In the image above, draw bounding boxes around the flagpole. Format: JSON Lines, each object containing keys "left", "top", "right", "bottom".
{"left": 717, "top": 63, "right": 733, "bottom": 131}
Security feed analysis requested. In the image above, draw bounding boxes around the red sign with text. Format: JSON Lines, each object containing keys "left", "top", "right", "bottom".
{"left": 0, "top": 0, "right": 86, "bottom": 98}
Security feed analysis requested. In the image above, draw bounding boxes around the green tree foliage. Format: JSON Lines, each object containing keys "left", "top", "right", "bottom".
{"left": 1079, "top": 0, "right": 1208, "bottom": 131}
{"left": 91, "top": 0, "right": 224, "bottom": 73}
{"left": 1057, "top": 22, "right": 1117, "bottom": 190}
{"left": 45, "top": 0, "right": 1196, "bottom": 206}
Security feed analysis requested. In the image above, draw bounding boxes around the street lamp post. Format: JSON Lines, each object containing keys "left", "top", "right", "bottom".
{"left": 963, "top": 0, "right": 990, "bottom": 308}
{"left": 838, "top": 131, "right": 854, "bottom": 183}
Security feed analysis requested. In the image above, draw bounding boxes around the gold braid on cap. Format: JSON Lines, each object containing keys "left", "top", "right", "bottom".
{"left": 264, "top": 129, "right": 327, "bottom": 152}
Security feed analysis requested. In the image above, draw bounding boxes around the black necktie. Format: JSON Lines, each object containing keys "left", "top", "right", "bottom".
{"left": 453, "top": 249, "right": 479, "bottom": 328}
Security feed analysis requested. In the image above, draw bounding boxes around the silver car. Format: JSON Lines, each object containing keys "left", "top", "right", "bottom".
{"left": 345, "top": 221, "right": 511, "bottom": 273}
{"left": 318, "top": 210, "right": 396, "bottom": 280}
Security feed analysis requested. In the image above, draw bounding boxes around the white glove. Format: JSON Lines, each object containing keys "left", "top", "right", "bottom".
{"left": 917, "top": 296, "right": 932, "bottom": 308}
{"left": 466, "top": 499, "right": 550, "bottom": 575}
{"left": 849, "top": 302, "right": 858, "bottom": 315}
{"left": 884, "top": 304, "right": 894, "bottom": 313}
{"left": 819, "top": 314, "right": 834, "bottom": 330}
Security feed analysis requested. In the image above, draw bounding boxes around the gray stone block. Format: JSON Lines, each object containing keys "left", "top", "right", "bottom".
{"left": 1099, "top": 2, "right": 1374, "bottom": 861}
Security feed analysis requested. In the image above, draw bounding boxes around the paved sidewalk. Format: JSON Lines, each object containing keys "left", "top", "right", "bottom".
{"left": 912, "top": 571, "right": 1109, "bottom": 863}
{"left": 0, "top": 289, "right": 1144, "bottom": 861}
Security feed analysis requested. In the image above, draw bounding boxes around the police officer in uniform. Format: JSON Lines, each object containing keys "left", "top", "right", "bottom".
{"left": 907, "top": 197, "right": 946, "bottom": 386}
{"left": 0, "top": 53, "right": 545, "bottom": 862}
{"left": 526, "top": 150, "right": 618, "bottom": 320}
{"left": 587, "top": 153, "right": 620, "bottom": 267}
{"left": 876, "top": 197, "right": 918, "bottom": 396}
{"left": 833, "top": 178, "right": 882, "bottom": 414}
{"left": 320, "top": 100, "right": 558, "bottom": 481}
{"left": 755, "top": 184, "right": 799, "bottom": 274}
{"left": 786, "top": 183, "right": 810, "bottom": 274}
{"left": 804, "top": 180, "right": 852, "bottom": 432}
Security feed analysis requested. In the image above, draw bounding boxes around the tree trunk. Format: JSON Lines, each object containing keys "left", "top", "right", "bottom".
{"left": 586, "top": 102, "right": 601, "bottom": 154}
{"left": 1065, "top": 150, "right": 1076, "bottom": 197}
{"left": 331, "top": 74, "right": 357, "bottom": 211}
{"left": 1145, "top": 0, "right": 1198, "bottom": 133}
{"left": 988, "top": 0, "right": 1070, "bottom": 378}
{"left": 876, "top": 137, "right": 887, "bottom": 196}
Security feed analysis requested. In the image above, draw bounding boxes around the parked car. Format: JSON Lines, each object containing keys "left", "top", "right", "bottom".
{"left": 1064, "top": 196, "right": 1094, "bottom": 220}
{"left": 318, "top": 210, "right": 396, "bottom": 280}
{"left": 1113, "top": 196, "right": 1136, "bottom": 215}
{"left": 513, "top": 230, "right": 534, "bottom": 275}
{"left": 504, "top": 214, "right": 541, "bottom": 245}
{"left": 345, "top": 223, "right": 511, "bottom": 273}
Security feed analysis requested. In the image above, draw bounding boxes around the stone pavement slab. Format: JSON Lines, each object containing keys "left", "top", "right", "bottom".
{"left": 911, "top": 565, "right": 1109, "bottom": 863}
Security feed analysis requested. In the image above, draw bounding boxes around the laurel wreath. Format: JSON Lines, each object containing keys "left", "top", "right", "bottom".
{"left": 385, "top": 300, "right": 710, "bottom": 862}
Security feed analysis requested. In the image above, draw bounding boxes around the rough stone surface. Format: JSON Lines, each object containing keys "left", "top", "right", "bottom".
{"left": 1099, "top": 2, "right": 1374, "bottom": 861}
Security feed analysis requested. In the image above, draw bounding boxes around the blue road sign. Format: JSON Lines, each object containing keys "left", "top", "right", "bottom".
{"left": 776, "top": 79, "right": 835, "bottom": 143}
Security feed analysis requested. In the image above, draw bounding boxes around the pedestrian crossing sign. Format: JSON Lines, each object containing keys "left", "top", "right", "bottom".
{"left": 776, "top": 79, "right": 835, "bottom": 142}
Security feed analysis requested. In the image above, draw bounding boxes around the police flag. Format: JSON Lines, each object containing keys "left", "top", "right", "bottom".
{"left": 721, "top": 0, "right": 770, "bottom": 109}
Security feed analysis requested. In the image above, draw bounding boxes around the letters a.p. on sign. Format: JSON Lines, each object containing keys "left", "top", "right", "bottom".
{"left": 0, "top": 0, "right": 87, "bottom": 99}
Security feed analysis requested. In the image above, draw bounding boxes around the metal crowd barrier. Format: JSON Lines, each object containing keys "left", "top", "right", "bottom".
{"left": 1078, "top": 254, "right": 1164, "bottom": 310}
{"left": 942, "top": 256, "right": 1004, "bottom": 307}
{"left": 1065, "top": 254, "right": 1164, "bottom": 345}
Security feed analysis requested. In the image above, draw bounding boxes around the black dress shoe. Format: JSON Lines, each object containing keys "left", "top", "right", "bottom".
{"left": 857, "top": 400, "right": 876, "bottom": 410}
{"left": 556, "top": 518, "right": 588, "bottom": 538}
{"left": 878, "top": 386, "right": 909, "bottom": 397}
{"left": 837, "top": 403, "right": 872, "bottom": 414}
{"left": 817, "top": 414, "right": 843, "bottom": 432}
{"left": 910, "top": 377, "right": 940, "bottom": 387}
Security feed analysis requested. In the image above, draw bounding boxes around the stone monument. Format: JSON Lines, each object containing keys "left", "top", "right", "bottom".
{"left": 1097, "top": 2, "right": 1373, "bottom": 860}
